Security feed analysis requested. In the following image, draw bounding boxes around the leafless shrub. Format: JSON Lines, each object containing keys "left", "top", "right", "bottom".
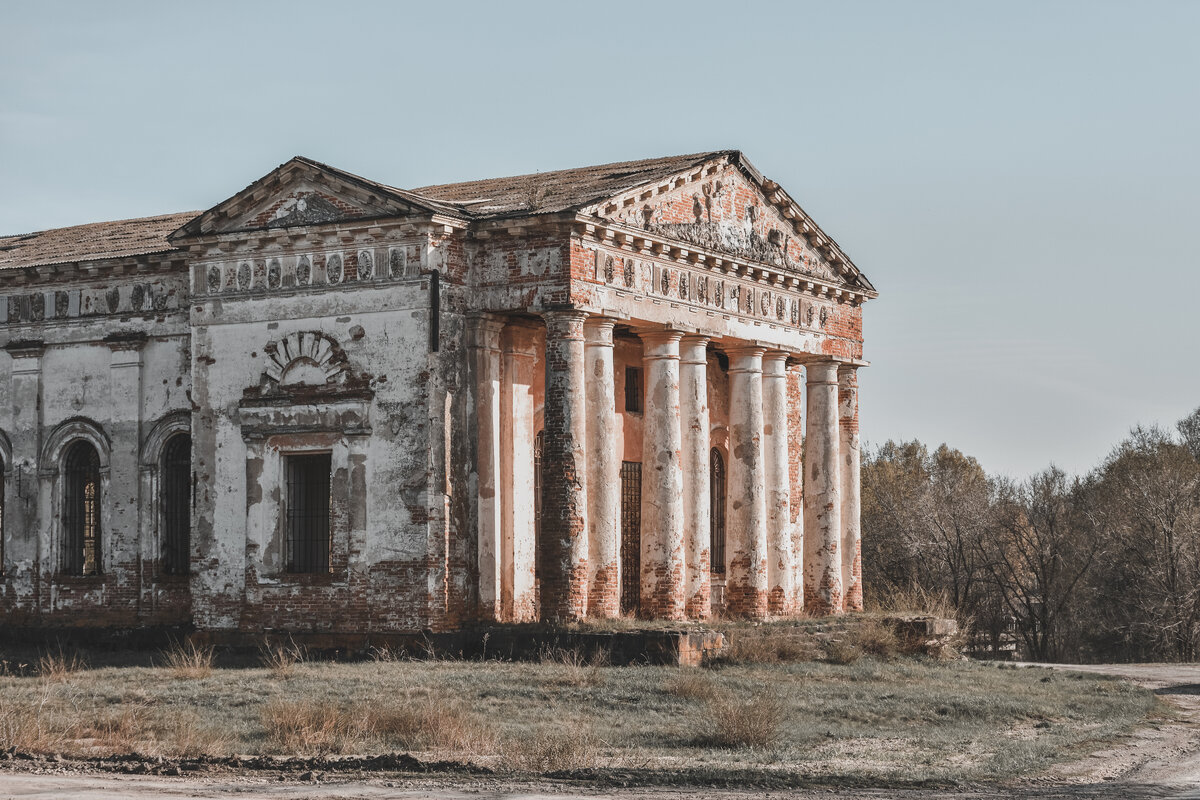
{"left": 718, "top": 628, "right": 811, "bottom": 664}
{"left": 706, "top": 690, "right": 786, "bottom": 749}
{"left": 161, "top": 640, "right": 214, "bottom": 680}
{"left": 505, "top": 726, "right": 599, "bottom": 772}
{"left": 663, "top": 670, "right": 720, "bottom": 701}
{"left": 821, "top": 637, "right": 864, "bottom": 665}
{"left": 262, "top": 698, "right": 366, "bottom": 755}
{"left": 369, "top": 695, "right": 495, "bottom": 754}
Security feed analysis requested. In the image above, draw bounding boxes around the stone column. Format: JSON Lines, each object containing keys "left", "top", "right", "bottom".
{"left": 539, "top": 310, "right": 589, "bottom": 622}
{"left": 467, "top": 313, "right": 505, "bottom": 622}
{"left": 725, "top": 346, "right": 768, "bottom": 619}
{"left": 500, "top": 321, "right": 539, "bottom": 621}
{"left": 839, "top": 364, "right": 863, "bottom": 612}
{"left": 803, "top": 359, "right": 843, "bottom": 615}
{"left": 680, "top": 335, "right": 711, "bottom": 620}
{"left": 584, "top": 317, "right": 620, "bottom": 618}
{"left": 638, "top": 328, "right": 685, "bottom": 620}
{"left": 762, "top": 351, "right": 792, "bottom": 615}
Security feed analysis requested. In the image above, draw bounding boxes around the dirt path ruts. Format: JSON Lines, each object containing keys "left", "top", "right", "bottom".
{"left": 0, "top": 663, "right": 1197, "bottom": 800}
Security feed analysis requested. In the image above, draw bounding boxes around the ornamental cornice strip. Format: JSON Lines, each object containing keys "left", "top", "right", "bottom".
{"left": 573, "top": 217, "right": 875, "bottom": 305}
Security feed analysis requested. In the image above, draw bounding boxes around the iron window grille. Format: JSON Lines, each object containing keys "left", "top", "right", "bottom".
{"left": 624, "top": 367, "right": 643, "bottom": 413}
{"left": 285, "top": 452, "right": 332, "bottom": 574}
{"left": 710, "top": 448, "right": 726, "bottom": 576}
{"left": 62, "top": 441, "right": 101, "bottom": 576}
{"left": 161, "top": 434, "right": 191, "bottom": 575}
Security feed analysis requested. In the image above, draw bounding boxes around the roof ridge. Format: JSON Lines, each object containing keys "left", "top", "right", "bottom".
{"left": 0, "top": 210, "right": 200, "bottom": 241}
{"left": 410, "top": 150, "right": 737, "bottom": 195}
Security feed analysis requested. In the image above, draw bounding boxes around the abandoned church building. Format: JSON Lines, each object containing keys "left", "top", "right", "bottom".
{"left": 0, "top": 151, "right": 875, "bottom": 640}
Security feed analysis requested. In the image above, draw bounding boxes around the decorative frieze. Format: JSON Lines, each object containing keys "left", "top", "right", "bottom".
{"left": 0, "top": 280, "right": 182, "bottom": 326}
{"left": 199, "top": 243, "right": 423, "bottom": 298}
{"left": 590, "top": 247, "right": 835, "bottom": 332}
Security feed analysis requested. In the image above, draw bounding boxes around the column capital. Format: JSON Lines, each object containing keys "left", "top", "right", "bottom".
{"left": 582, "top": 315, "right": 618, "bottom": 345}
{"left": 635, "top": 325, "right": 684, "bottom": 346}
{"left": 837, "top": 362, "right": 861, "bottom": 379}
{"left": 762, "top": 350, "right": 789, "bottom": 376}
{"left": 541, "top": 309, "right": 589, "bottom": 338}
{"left": 4, "top": 339, "right": 45, "bottom": 359}
{"left": 465, "top": 312, "right": 506, "bottom": 349}
{"left": 725, "top": 345, "right": 765, "bottom": 374}
{"left": 103, "top": 331, "right": 148, "bottom": 352}
{"left": 804, "top": 358, "right": 840, "bottom": 384}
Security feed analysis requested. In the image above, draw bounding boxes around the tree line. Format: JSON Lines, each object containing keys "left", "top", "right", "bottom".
{"left": 862, "top": 407, "right": 1200, "bottom": 663}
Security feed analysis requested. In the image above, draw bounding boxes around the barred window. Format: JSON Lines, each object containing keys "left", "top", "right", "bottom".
{"left": 161, "top": 434, "right": 191, "bottom": 575}
{"left": 63, "top": 441, "right": 101, "bottom": 576}
{"left": 285, "top": 453, "right": 332, "bottom": 574}
{"left": 0, "top": 456, "right": 5, "bottom": 568}
{"left": 624, "top": 367, "right": 643, "bottom": 413}
{"left": 710, "top": 448, "right": 726, "bottom": 576}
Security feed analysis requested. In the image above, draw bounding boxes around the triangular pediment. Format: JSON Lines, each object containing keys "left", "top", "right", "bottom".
{"left": 170, "top": 156, "right": 463, "bottom": 241}
{"left": 580, "top": 153, "right": 874, "bottom": 293}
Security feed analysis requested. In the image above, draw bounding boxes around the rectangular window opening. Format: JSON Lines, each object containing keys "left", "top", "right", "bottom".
{"left": 624, "top": 366, "right": 643, "bottom": 413}
{"left": 285, "top": 452, "right": 332, "bottom": 574}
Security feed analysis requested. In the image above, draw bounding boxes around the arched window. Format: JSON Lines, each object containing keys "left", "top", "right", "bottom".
{"left": 161, "top": 434, "right": 191, "bottom": 575}
{"left": 63, "top": 441, "right": 101, "bottom": 576}
{"left": 709, "top": 448, "right": 726, "bottom": 576}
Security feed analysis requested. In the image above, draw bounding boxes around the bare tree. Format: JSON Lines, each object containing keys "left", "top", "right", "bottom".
{"left": 984, "top": 468, "right": 1099, "bottom": 662}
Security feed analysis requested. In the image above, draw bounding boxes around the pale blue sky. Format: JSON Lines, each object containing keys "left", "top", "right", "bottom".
{"left": 2, "top": 0, "right": 1197, "bottom": 477}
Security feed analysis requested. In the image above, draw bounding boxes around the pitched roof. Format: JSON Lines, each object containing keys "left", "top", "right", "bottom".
{"left": 413, "top": 151, "right": 733, "bottom": 218}
{"left": 0, "top": 212, "right": 197, "bottom": 270}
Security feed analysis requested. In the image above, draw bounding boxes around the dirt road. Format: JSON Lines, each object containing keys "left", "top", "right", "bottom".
{"left": 1, "top": 663, "right": 1196, "bottom": 800}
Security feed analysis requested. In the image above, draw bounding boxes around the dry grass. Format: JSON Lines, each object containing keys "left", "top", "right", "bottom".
{"left": 0, "top": 655, "right": 1161, "bottom": 784}
{"left": 0, "top": 685, "right": 66, "bottom": 753}
{"left": 262, "top": 693, "right": 495, "bottom": 756}
{"left": 504, "top": 726, "right": 599, "bottom": 771}
{"left": 37, "top": 647, "right": 86, "bottom": 681}
{"left": 706, "top": 690, "right": 787, "bottom": 749}
{"left": 538, "top": 646, "right": 608, "bottom": 687}
{"left": 160, "top": 640, "right": 214, "bottom": 680}
{"left": 259, "top": 638, "right": 306, "bottom": 678}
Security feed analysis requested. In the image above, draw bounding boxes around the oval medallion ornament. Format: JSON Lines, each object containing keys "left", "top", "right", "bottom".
{"left": 660, "top": 268, "right": 670, "bottom": 295}
{"left": 760, "top": 291, "right": 770, "bottom": 316}
{"left": 679, "top": 273, "right": 689, "bottom": 300}
{"left": 604, "top": 255, "right": 615, "bottom": 284}
{"left": 696, "top": 275, "right": 707, "bottom": 303}
{"left": 624, "top": 259, "right": 635, "bottom": 288}
{"left": 777, "top": 297, "right": 786, "bottom": 320}
{"left": 790, "top": 299, "right": 800, "bottom": 324}
{"left": 326, "top": 253, "right": 343, "bottom": 284}
{"left": 267, "top": 259, "right": 282, "bottom": 289}
{"left": 106, "top": 287, "right": 121, "bottom": 313}
{"left": 55, "top": 291, "right": 69, "bottom": 318}
{"left": 207, "top": 265, "right": 221, "bottom": 293}
{"left": 130, "top": 284, "right": 146, "bottom": 310}
{"left": 237, "top": 262, "right": 252, "bottom": 291}
{"left": 389, "top": 248, "right": 405, "bottom": 279}
{"left": 297, "top": 256, "right": 312, "bottom": 286}
{"left": 358, "top": 250, "right": 374, "bottom": 280}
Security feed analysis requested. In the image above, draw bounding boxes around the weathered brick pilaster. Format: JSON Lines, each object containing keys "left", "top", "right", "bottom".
{"left": 539, "top": 310, "right": 589, "bottom": 622}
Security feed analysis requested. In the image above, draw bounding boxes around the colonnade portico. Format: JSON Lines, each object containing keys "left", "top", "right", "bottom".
{"left": 470, "top": 310, "right": 863, "bottom": 623}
